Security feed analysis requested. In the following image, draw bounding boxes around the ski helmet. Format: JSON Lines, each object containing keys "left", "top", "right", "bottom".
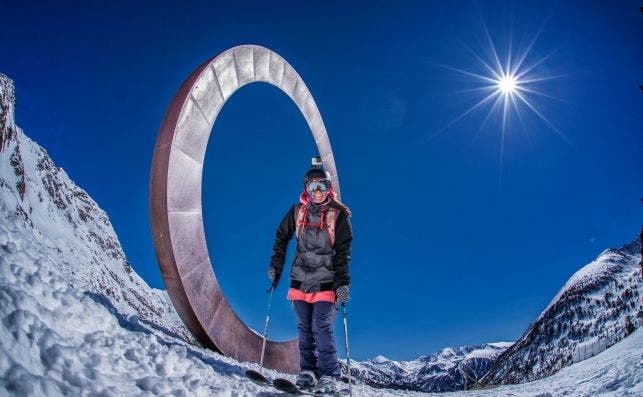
{"left": 304, "top": 156, "right": 331, "bottom": 186}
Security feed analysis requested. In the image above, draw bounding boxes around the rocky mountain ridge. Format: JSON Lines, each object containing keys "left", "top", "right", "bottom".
{"left": 480, "top": 238, "right": 641, "bottom": 384}
{"left": 0, "top": 73, "right": 195, "bottom": 344}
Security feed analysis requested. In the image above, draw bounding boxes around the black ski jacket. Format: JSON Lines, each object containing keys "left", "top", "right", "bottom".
{"left": 270, "top": 201, "right": 352, "bottom": 292}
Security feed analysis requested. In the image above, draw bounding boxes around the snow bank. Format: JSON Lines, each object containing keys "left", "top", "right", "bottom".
{"left": 0, "top": 211, "right": 276, "bottom": 396}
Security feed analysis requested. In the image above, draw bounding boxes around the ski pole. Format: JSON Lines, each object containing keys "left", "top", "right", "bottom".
{"left": 341, "top": 303, "right": 352, "bottom": 397}
{"left": 259, "top": 286, "right": 275, "bottom": 372}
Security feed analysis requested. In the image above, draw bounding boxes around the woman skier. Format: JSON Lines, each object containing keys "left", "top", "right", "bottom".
{"left": 267, "top": 157, "right": 353, "bottom": 394}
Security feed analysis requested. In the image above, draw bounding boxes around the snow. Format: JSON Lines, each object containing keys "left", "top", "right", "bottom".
{"left": 466, "top": 328, "right": 643, "bottom": 397}
{"left": 373, "top": 355, "right": 390, "bottom": 364}
{"left": 0, "top": 217, "right": 272, "bottom": 396}
{"left": 464, "top": 344, "right": 512, "bottom": 360}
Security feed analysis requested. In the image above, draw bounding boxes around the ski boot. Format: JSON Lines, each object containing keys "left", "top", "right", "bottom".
{"left": 313, "top": 375, "right": 338, "bottom": 395}
{"left": 295, "top": 370, "right": 317, "bottom": 389}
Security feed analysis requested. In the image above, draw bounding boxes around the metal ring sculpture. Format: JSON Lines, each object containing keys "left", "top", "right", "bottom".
{"left": 149, "top": 45, "right": 340, "bottom": 373}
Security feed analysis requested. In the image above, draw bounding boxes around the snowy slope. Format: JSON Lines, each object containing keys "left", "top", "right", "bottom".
{"left": 1, "top": 73, "right": 641, "bottom": 396}
{"left": 449, "top": 327, "right": 643, "bottom": 397}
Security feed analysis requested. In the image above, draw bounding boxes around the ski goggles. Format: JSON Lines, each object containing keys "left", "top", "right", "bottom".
{"left": 306, "top": 179, "right": 330, "bottom": 193}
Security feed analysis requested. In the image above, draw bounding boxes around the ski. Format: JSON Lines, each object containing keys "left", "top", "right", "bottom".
{"left": 272, "top": 378, "right": 313, "bottom": 395}
{"left": 271, "top": 378, "right": 350, "bottom": 396}
{"left": 245, "top": 369, "right": 272, "bottom": 385}
{"left": 332, "top": 387, "right": 351, "bottom": 396}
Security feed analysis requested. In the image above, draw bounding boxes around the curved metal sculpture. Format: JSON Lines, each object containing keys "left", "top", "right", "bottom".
{"left": 149, "top": 45, "right": 340, "bottom": 373}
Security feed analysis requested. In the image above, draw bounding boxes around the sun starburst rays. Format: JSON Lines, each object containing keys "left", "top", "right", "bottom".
{"left": 432, "top": 18, "right": 567, "bottom": 156}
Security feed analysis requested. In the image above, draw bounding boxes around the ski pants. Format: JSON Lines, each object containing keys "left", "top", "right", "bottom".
{"left": 292, "top": 300, "right": 341, "bottom": 379}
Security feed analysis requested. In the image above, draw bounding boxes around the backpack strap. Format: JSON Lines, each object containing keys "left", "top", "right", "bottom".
{"left": 295, "top": 204, "right": 307, "bottom": 240}
{"left": 326, "top": 208, "right": 337, "bottom": 246}
{"left": 295, "top": 204, "right": 337, "bottom": 246}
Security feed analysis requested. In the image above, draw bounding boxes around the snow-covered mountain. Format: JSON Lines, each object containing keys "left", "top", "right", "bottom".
{"left": 0, "top": 73, "right": 194, "bottom": 345}
{"left": 480, "top": 237, "right": 642, "bottom": 385}
{"left": 1, "top": 72, "right": 641, "bottom": 396}
{"left": 347, "top": 342, "right": 512, "bottom": 392}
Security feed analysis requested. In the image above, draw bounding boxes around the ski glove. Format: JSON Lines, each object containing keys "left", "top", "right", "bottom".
{"left": 335, "top": 285, "right": 350, "bottom": 304}
{"left": 267, "top": 266, "right": 280, "bottom": 288}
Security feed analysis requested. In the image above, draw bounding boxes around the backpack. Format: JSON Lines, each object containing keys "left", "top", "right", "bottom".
{"left": 295, "top": 204, "right": 337, "bottom": 246}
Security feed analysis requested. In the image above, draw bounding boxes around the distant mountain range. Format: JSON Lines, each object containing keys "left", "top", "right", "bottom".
{"left": 346, "top": 342, "right": 512, "bottom": 392}
{"left": 1, "top": 73, "right": 640, "bottom": 394}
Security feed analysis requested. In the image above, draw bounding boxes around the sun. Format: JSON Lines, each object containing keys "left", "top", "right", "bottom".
{"left": 497, "top": 75, "right": 518, "bottom": 95}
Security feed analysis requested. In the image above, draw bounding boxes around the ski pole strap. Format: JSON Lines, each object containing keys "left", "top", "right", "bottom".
{"left": 335, "top": 296, "right": 349, "bottom": 311}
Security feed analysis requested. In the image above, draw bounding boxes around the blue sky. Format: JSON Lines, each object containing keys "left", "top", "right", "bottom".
{"left": 1, "top": 1, "right": 641, "bottom": 361}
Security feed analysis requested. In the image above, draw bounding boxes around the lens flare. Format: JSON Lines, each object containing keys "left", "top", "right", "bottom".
{"left": 432, "top": 14, "right": 567, "bottom": 167}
